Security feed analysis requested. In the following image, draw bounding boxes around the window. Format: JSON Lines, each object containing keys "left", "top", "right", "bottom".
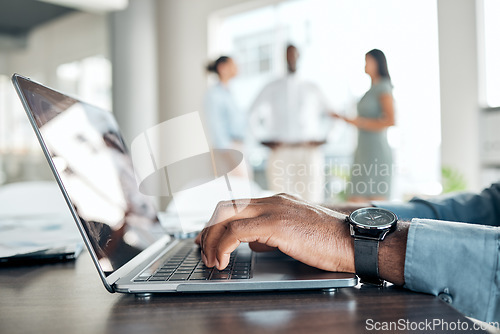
{"left": 234, "top": 31, "right": 275, "bottom": 76}
{"left": 57, "top": 55, "right": 112, "bottom": 111}
{"left": 481, "top": 0, "right": 500, "bottom": 108}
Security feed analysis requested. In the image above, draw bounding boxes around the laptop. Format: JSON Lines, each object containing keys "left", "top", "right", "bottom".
{"left": 11, "top": 73, "right": 357, "bottom": 294}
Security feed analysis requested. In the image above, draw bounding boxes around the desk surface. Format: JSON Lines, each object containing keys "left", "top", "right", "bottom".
{"left": 0, "top": 251, "right": 485, "bottom": 334}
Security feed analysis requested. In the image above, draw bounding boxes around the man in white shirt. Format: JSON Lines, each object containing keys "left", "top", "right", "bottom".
{"left": 250, "top": 45, "right": 331, "bottom": 203}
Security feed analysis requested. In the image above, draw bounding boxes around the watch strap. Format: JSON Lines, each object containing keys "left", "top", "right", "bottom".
{"left": 354, "top": 238, "right": 383, "bottom": 285}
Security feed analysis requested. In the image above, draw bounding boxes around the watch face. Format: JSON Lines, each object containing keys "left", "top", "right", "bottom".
{"left": 350, "top": 208, "right": 397, "bottom": 229}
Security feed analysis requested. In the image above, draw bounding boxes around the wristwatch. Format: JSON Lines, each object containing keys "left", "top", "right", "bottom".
{"left": 346, "top": 207, "right": 398, "bottom": 285}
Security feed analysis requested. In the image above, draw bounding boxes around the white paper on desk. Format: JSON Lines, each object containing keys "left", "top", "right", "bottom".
{"left": 0, "top": 181, "right": 81, "bottom": 258}
{"left": 0, "top": 215, "right": 81, "bottom": 258}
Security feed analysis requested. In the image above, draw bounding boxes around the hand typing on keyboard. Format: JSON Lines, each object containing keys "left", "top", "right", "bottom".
{"left": 196, "top": 193, "right": 354, "bottom": 273}
{"left": 196, "top": 193, "right": 407, "bottom": 286}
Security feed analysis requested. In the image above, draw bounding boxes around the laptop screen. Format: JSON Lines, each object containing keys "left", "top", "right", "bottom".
{"left": 14, "top": 76, "right": 165, "bottom": 276}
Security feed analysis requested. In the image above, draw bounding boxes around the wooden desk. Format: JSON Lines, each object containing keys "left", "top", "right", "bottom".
{"left": 0, "top": 251, "right": 486, "bottom": 334}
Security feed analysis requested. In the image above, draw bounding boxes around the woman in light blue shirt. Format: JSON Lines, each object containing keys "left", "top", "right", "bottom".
{"left": 204, "top": 56, "right": 244, "bottom": 150}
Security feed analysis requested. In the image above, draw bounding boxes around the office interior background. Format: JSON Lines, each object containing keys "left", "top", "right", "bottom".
{"left": 0, "top": 0, "right": 499, "bottom": 208}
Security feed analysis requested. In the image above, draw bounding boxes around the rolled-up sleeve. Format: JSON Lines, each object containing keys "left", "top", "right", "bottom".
{"left": 404, "top": 219, "right": 500, "bottom": 322}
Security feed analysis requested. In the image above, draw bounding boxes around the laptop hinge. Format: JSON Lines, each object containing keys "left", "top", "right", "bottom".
{"left": 106, "top": 236, "right": 176, "bottom": 287}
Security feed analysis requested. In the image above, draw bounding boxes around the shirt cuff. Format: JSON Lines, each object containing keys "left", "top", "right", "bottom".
{"left": 372, "top": 200, "right": 437, "bottom": 221}
{"left": 404, "top": 218, "right": 500, "bottom": 322}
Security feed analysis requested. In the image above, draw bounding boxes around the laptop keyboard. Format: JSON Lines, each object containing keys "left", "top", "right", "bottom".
{"left": 134, "top": 243, "right": 252, "bottom": 282}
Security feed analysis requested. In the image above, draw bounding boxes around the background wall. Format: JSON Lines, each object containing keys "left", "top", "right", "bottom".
{"left": 7, "top": 12, "right": 109, "bottom": 87}
{"left": 438, "top": 0, "right": 481, "bottom": 191}
{"left": 110, "top": 0, "right": 159, "bottom": 145}
{"left": 0, "top": 54, "right": 6, "bottom": 74}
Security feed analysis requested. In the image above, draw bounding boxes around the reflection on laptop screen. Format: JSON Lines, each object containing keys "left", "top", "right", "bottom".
{"left": 16, "top": 76, "right": 164, "bottom": 275}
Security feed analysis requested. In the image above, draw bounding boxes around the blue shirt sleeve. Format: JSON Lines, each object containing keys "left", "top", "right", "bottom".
{"left": 404, "top": 218, "right": 500, "bottom": 322}
{"left": 375, "top": 182, "right": 500, "bottom": 226}
{"left": 374, "top": 182, "right": 500, "bottom": 321}
{"left": 372, "top": 200, "right": 438, "bottom": 221}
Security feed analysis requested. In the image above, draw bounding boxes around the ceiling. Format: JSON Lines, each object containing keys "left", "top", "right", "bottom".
{"left": 39, "top": 0, "right": 128, "bottom": 13}
{"left": 0, "top": 0, "right": 128, "bottom": 39}
{"left": 0, "top": 0, "right": 75, "bottom": 37}
{"left": 0, "top": 0, "right": 128, "bottom": 50}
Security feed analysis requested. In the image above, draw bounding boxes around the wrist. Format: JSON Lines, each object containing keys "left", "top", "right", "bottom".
{"left": 338, "top": 219, "right": 356, "bottom": 274}
{"left": 345, "top": 232, "right": 355, "bottom": 274}
{"left": 378, "top": 221, "right": 409, "bottom": 285}
{"left": 325, "top": 203, "right": 374, "bottom": 215}
{"left": 353, "top": 117, "right": 364, "bottom": 128}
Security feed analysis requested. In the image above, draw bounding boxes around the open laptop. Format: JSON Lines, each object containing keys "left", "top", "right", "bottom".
{"left": 12, "top": 73, "right": 357, "bottom": 294}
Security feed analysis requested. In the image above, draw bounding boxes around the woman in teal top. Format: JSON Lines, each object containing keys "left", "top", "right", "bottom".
{"left": 204, "top": 56, "right": 244, "bottom": 149}
{"left": 334, "top": 49, "right": 395, "bottom": 202}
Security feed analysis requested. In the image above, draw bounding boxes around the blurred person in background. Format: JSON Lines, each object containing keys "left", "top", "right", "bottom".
{"left": 204, "top": 56, "right": 248, "bottom": 178}
{"left": 250, "top": 44, "right": 333, "bottom": 203}
{"left": 333, "top": 49, "right": 395, "bottom": 202}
